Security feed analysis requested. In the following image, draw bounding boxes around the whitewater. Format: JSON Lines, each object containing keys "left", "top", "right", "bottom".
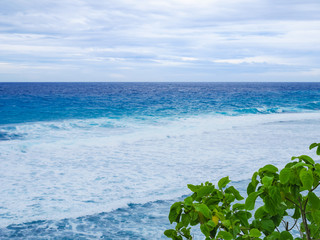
{"left": 1, "top": 82, "right": 320, "bottom": 239}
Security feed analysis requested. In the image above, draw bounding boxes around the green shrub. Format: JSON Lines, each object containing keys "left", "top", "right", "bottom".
{"left": 165, "top": 143, "right": 320, "bottom": 240}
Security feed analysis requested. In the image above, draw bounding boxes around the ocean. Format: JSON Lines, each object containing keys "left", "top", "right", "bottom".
{"left": 0, "top": 82, "right": 320, "bottom": 239}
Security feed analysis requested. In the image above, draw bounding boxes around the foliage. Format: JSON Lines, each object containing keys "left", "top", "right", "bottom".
{"left": 164, "top": 143, "right": 320, "bottom": 240}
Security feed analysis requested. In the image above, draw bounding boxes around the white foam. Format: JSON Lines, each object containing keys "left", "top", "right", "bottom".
{"left": 1, "top": 112, "right": 320, "bottom": 227}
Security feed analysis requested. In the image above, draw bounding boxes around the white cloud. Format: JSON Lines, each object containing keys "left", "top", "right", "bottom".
{"left": 180, "top": 57, "right": 198, "bottom": 61}
{"left": 0, "top": 0, "right": 320, "bottom": 81}
{"left": 0, "top": 62, "right": 72, "bottom": 74}
{"left": 108, "top": 73, "right": 125, "bottom": 79}
{"left": 152, "top": 59, "right": 187, "bottom": 67}
{"left": 301, "top": 68, "right": 320, "bottom": 76}
{"left": 212, "top": 56, "right": 300, "bottom": 65}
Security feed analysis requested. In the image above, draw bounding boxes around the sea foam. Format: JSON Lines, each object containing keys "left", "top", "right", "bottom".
{"left": 1, "top": 112, "right": 320, "bottom": 228}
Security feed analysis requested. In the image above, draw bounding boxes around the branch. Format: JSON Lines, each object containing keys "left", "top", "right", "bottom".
{"left": 285, "top": 197, "right": 299, "bottom": 206}
{"left": 311, "top": 182, "right": 320, "bottom": 192}
{"left": 282, "top": 220, "right": 289, "bottom": 231}
{"left": 178, "top": 230, "right": 191, "bottom": 239}
{"left": 296, "top": 224, "right": 303, "bottom": 239}
{"left": 288, "top": 219, "right": 298, "bottom": 231}
{"left": 303, "top": 198, "right": 308, "bottom": 213}
{"left": 298, "top": 197, "right": 311, "bottom": 240}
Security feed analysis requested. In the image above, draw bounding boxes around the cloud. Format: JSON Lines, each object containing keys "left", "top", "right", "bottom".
{"left": 108, "top": 73, "right": 125, "bottom": 79}
{"left": 0, "top": 0, "right": 320, "bottom": 81}
{"left": 212, "top": 56, "right": 301, "bottom": 65}
{"left": 0, "top": 62, "right": 76, "bottom": 75}
{"left": 301, "top": 68, "right": 320, "bottom": 76}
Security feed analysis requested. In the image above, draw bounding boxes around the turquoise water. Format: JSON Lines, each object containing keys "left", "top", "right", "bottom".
{"left": 1, "top": 82, "right": 320, "bottom": 126}
{"left": 1, "top": 82, "right": 320, "bottom": 239}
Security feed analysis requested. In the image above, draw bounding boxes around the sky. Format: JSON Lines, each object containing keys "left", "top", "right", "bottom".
{"left": 0, "top": 0, "right": 320, "bottom": 82}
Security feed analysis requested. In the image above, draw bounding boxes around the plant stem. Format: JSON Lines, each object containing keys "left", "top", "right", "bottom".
{"left": 285, "top": 197, "right": 299, "bottom": 206}
{"left": 298, "top": 197, "right": 311, "bottom": 240}
{"left": 297, "top": 224, "right": 303, "bottom": 239}
{"left": 311, "top": 182, "right": 320, "bottom": 192}
{"left": 288, "top": 219, "right": 298, "bottom": 231}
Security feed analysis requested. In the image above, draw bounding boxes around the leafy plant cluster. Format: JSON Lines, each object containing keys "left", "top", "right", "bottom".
{"left": 164, "top": 143, "right": 320, "bottom": 240}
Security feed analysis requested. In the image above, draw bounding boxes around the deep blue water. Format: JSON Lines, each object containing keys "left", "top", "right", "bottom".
{"left": 0, "top": 199, "right": 177, "bottom": 240}
{"left": 1, "top": 82, "right": 320, "bottom": 126}
{"left": 1, "top": 82, "right": 320, "bottom": 239}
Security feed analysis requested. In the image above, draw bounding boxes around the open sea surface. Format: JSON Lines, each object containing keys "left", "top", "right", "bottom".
{"left": 1, "top": 82, "right": 320, "bottom": 239}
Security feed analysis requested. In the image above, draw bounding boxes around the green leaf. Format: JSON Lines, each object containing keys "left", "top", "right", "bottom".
{"left": 309, "top": 222, "right": 320, "bottom": 238}
{"left": 261, "top": 219, "right": 275, "bottom": 233}
{"left": 189, "top": 211, "right": 199, "bottom": 221}
{"left": 254, "top": 206, "right": 266, "bottom": 219}
{"left": 200, "top": 224, "right": 210, "bottom": 237}
{"left": 180, "top": 228, "right": 191, "bottom": 238}
{"left": 184, "top": 196, "right": 193, "bottom": 206}
{"left": 266, "top": 231, "right": 280, "bottom": 240}
{"left": 221, "top": 219, "right": 231, "bottom": 228}
{"left": 207, "top": 220, "right": 216, "bottom": 228}
{"left": 245, "top": 191, "right": 261, "bottom": 210}
{"left": 291, "top": 156, "right": 300, "bottom": 161}
{"left": 197, "top": 185, "right": 214, "bottom": 198}
{"left": 217, "top": 231, "right": 233, "bottom": 240}
{"left": 285, "top": 162, "right": 296, "bottom": 168}
{"left": 249, "top": 228, "right": 261, "bottom": 237}
{"left": 232, "top": 203, "right": 246, "bottom": 211}
{"left": 225, "top": 193, "right": 235, "bottom": 203}
{"left": 234, "top": 211, "right": 250, "bottom": 227}
{"left": 218, "top": 176, "right": 230, "bottom": 189}
{"left": 280, "top": 168, "right": 291, "bottom": 184}
{"left": 259, "top": 164, "right": 278, "bottom": 174}
{"left": 175, "top": 221, "right": 184, "bottom": 230}
{"left": 280, "top": 231, "right": 293, "bottom": 240}
{"left": 272, "top": 214, "right": 283, "bottom": 227}
{"left": 164, "top": 229, "right": 176, "bottom": 238}
{"left": 262, "top": 176, "right": 274, "bottom": 187}
{"left": 232, "top": 225, "right": 241, "bottom": 238}
{"left": 310, "top": 143, "right": 318, "bottom": 150}
{"left": 181, "top": 214, "right": 190, "bottom": 227}
{"left": 311, "top": 209, "right": 320, "bottom": 225}
{"left": 247, "top": 182, "right": 256, "bottom": 195}
{"left": 264, "top": 196, "right": 277, "bottom": 216}
{"left": 225, "top": 186, "right": 244, "bottom": 200}
{"left": 315, "top": 169, "right": 320, "bottom": 178}
{"left": 291, "top": 162, "right": 308, "bottom": 169}
{"left": 187, "top": 184, "right": 200, "bottom": 192}
{"left": 269, "top": 186, "right": 281, "bottom": 203}
{"left": 299, "top": 155, "right": 315, "bottom": 165}
{"left": 311, "top": 143, "right": 320, "bottom": 155}
{"left": 169, "top": 202, "right": 182, "bottom": 224}
{"left": 299, "top": 168, "right": 313, "bottom": 190}
{"left": 291, "top": 185, "right": 300, "bottom": 199}
{"left": 252, "top": 172, "right": 259, "bottom": 185}
{"left": 194, "top": 204, "right": 212, "bottom": 219}
{"left": 292, "top": 206, "right": 300, "bottom": 219}
{"left": 308, "top": 192, "right": 320, "bottom": 210}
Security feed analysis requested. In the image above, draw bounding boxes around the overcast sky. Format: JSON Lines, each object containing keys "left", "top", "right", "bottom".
{"left": 1, "top": 0, "right": 320, "bottom": 82}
